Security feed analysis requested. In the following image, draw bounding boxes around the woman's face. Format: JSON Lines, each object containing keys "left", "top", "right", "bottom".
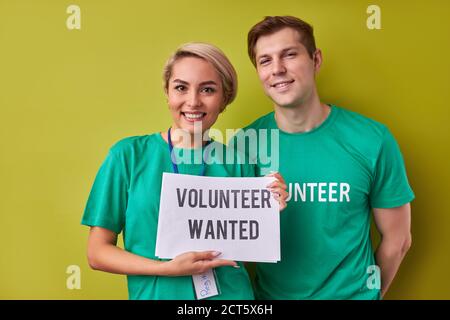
{"left": 166, "top": 56, "right": 224, "bottom": 136}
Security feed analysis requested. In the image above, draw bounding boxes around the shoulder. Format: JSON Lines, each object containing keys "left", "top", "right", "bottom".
{"left": 243, "top": 112, "right": 274, "bottom": 130}
{"left": 335, "top": 106, "right": 387, "bottom": 133}
{"left": 109, "top": 133, "right": 162, "bottom": 158}
{"left": 333, "top": 106, "right": 389, "bottom": 142}
{"left": 334, "top": 106, "right": 389, "bottom": 137}
{"left": 329, "top": 106, "right": 398, "bottom": 164}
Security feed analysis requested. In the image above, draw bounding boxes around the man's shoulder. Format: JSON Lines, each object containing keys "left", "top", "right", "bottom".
{"left": 334, "top": 106, "right": 388, "bottom": 138}
{"left": 242, "top": 112, "right": 275, "bottom": 131}
{"left": 332, "top": 106, "right": 396, "bottom": 161}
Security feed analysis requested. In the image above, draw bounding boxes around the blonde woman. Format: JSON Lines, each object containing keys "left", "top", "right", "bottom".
{"left": 82, "top": 43, "right": 287, "bottom": 300}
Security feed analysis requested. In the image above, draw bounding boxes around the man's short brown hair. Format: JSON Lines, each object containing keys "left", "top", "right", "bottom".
{"left": 247, "top": 16, "right": 317, "bottom": 66}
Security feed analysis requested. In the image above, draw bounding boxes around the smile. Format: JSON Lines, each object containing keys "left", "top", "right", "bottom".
{"left": 271, "top": 80, "right": 295, "bottom": 89}
{"left": 182, "top": 112, "right": 206, "bottom": 121}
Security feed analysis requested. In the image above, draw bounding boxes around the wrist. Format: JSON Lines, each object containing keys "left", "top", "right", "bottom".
{"left": 153, "top": 259, "right": 174, "bottom": 276}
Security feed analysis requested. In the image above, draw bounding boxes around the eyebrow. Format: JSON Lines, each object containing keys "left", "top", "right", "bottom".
{"left": 172, "top": 79, "right": 219, "bottom": 86}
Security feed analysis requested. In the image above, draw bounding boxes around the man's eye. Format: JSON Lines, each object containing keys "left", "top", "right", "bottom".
{"left": 286, "top": 52, "right": 297, "bottom": 57}
{"left": 174, "top": 85, "right": 186, "bottom": 92}
{"left": 259, "top": 59, "right": 270, "bottom": 65}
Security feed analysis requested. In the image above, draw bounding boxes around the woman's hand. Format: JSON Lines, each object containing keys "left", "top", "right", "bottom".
{"left": 266, "top": 171, "right": 288, "bottom": 211}
{"left": 164, "top": 251, "right": 238, "bottom": 276}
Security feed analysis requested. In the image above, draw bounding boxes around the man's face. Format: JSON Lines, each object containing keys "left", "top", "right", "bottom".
{"left": 254, "top": 27, "right": 321, "bottom": 109}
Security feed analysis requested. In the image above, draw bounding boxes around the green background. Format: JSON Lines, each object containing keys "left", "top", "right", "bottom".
{"left": 1, "top": 0, "right": 449, "bottom": 299}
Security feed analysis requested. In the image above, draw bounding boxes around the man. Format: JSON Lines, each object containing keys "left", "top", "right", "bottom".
{"left": 237, "top": 16, "right": 414, "bottom": 299}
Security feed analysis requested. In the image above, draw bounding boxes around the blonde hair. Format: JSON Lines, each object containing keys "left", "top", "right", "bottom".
{"left": 163, "top": 42, "right": 238, "bottom": 109}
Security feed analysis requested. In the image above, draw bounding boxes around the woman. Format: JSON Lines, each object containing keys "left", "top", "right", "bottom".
{"left": 81, "top": 43, "right": 288, "bottom": 300}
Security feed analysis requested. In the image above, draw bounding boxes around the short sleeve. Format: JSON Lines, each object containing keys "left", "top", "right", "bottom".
{"left": 81, "top": 150, "right": 128, "bottom": 234}
{"left": 369, "top": 127, "right": 415, "bottom": 208}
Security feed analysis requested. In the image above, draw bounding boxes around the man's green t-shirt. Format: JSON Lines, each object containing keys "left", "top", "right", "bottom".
{"left": 81, "top": 133, "right": 255, "bottom": 300}
{"left": 237, "top": 105, "right": 414, "bottom": 299}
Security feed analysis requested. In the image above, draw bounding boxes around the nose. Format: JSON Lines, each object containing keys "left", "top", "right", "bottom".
{"left": 187, "top": 91, "right": 202, "bottom": 108}
{"left": 272, "top": 58, "right": 286, "bottom": 76}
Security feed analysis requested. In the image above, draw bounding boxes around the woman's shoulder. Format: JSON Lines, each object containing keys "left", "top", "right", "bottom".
{"left": 109, "top": 133, "right": 164, "bottom": 157}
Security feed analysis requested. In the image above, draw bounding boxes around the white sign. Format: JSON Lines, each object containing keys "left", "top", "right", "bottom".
{"left": 155, "top": 173, "right": 280, "bottom": 262}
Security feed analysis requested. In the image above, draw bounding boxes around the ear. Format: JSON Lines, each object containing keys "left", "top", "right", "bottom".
{"left": 313, "top": 49, "right": 323, "bottom": 73}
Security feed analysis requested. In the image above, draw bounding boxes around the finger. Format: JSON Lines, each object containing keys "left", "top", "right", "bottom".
{"left": 268, "top": 172, "right": 286, "bottom": 185}
{"left": 265, "top": 172, "right": 279, "bottom": 186}
{"left": 269, "top": 192, "right": 282, "bottom": 204}
{"left": 279, "top": 189, "right": 289, "bottom": 200}
{"left": 265, "top": 172, "right": 284, "bottom": 182}
{"left": 267, "top": 181, "right": 287, "bottom": 190}
{"left": 193, "top": 251, "right": 222, "bottom": 261}
{"left": 267, "top": 181, "right": 276, "bottom": 188}
{"left": 277, "top": 197, "right": 287, "bottom": 210}
{"left": 274, "top": 191, "right": 287, "bottom": 208}
{"left": 275, "top": 195, "right": 283, "bottom": 205}
{"left": 268, "top": 188, "right": 287, "bottom": 200}
{"left": 269, "top": 185, "right": 287, "bottom": 193}
{"left": 274, "top": 181, "right": 288, "bottom": 190}
{"left": 268, "top": 190, "right": 280, "bottom": 202}
{"left": 265, "top": 170, "right": 279, "bottom": 177}
{"left": 273, "top": 172, "right": 286, "bottom": 185}
{"left": 205, "top": 259, "right": 238, "bottom": 269}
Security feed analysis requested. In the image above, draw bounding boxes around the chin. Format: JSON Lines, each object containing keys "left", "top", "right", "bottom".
{"left": 272, "top": 99, "right": 296, "bottom": 108}
{"left": 274, "top": 94, "right": 306, "bottom": 108}
{"left": 181, "top": 123, "right": 205, "bottom": 134}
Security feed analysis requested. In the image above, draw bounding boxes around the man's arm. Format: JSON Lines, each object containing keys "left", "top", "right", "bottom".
{"left": 373, "top": 203, "right": 412, "bottom": 298}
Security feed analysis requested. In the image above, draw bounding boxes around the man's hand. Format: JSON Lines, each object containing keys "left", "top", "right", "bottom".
{"left": 266, "top": 171, "right": 288, "bottom": 211}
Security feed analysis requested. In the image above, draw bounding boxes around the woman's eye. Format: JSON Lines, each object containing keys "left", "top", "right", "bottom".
{"left": 201, "top": 87, "right": 216, "bottom": 93}
{"left": 174, "top": 85, "right": 186, "bottom": 92}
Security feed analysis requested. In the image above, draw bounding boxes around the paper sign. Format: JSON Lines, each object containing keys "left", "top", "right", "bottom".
{"left": 155, "top": 173, "right": 280, "bottom": 262}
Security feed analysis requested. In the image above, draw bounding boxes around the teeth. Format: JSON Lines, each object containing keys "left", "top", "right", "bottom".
{"left": 274, "top": 82, "right": 291, "bottom": 88}
{"left": 184, "top": 113, "right": 204, "bottom": 119}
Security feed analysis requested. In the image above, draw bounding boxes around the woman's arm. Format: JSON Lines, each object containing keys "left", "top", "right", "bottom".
{"left": 87, "top": 226, "right": 238, "bottom": 276}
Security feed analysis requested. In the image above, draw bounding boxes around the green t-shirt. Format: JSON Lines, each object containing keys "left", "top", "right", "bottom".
{"left": 236, "top": 105, "right": 414, "bottom": 299}
{"left": 81, "top": 133, "right": 255, "bottom": 300}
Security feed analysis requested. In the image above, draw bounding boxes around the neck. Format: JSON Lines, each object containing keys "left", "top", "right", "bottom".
{"left": 162, "top": 127, "right": 207, "bottom": 149}
{"left": 274, "top": 95, "right": 330, "bottom": 133}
